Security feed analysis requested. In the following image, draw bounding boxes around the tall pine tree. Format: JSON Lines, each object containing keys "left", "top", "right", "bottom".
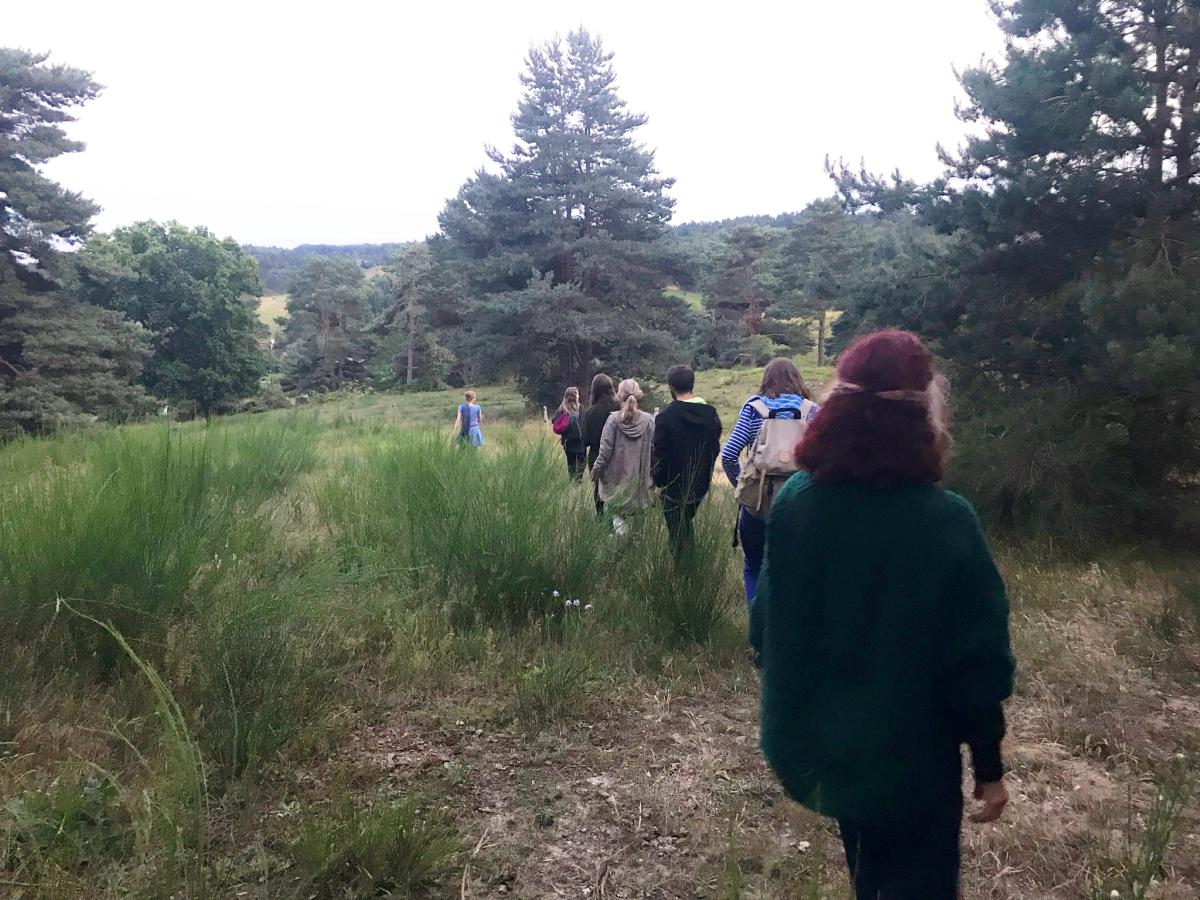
{"left": 0, "top": 49, "right": 153, "bottom": 438}
{"left": 832, "top": 0, "right": 1200, "bottom": 536}
{"left": 279, "top": 256, "right": 371, "bottom": 391}
{"left": 438, "top": 30, "right": 689, "bottom": 403}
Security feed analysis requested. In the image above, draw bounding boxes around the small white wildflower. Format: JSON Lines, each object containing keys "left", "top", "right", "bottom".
{"left": 564, "top": 599, "right": 571, "bottom": 608}
{"left": 572, "top": 599, "right": 581, "bottom": 607}
{"left": 1110, "top": 891, "right": 1120, "bottom": 899}
{"left": 797, "top": 840, "right": 811, "bottom": 852}
{"left": 552, "top": 590, "right": 561, "bottom": 598}
{"left": 584, "top": 604, "right": 593, "bottom": 611}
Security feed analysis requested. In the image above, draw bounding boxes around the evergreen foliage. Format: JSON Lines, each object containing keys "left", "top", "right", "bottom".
{"left": 435, "top": 30, "right": 689, "bottom": 404}
{"left": 832, "top": 0, "right": 1200, "bottom": 537}
{"left": 279, "top": 255, "right": 371, "bottom": 392}
{"left": 373, "top": 244, "right": 456, "bottom": 388}
{"left": 0, "top": 48, "right": 153, "bottom": 438}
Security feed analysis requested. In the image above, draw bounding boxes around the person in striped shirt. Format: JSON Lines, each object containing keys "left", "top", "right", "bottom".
{"left": 720, "top": 358, "right": 820, "bottom": 603}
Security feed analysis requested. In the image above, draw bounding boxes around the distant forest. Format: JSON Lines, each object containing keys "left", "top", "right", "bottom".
{"left": 244, "top": 243, "right": 412, "bottom": 292}
{"left": 242, "top": 212, "right": 807, "bottom": 294}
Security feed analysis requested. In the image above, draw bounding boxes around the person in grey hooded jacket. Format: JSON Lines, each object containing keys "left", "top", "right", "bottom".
{"left": 591, "top": 378, "right": 655, "bottom": 535}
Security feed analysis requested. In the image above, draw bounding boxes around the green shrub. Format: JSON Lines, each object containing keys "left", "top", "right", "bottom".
{"left": 948, "top": 385, "right": 1197, "bottom": 540}
{"left": 292, "top": 796, "right": 458, "bottom": 897}
{"left": 1088, "top": 762, "right": 1196, "bottom": 900}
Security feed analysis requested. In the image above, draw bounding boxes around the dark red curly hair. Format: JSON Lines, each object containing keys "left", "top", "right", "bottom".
{"left": 797, "top": 330, "right": 949, "bottom": 486}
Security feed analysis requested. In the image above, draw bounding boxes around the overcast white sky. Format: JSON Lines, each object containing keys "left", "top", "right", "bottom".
{"left": 8, "top": 0, "right": 1002, "bottom": 248}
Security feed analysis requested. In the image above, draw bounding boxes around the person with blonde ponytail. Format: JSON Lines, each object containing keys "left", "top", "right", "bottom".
{"left": 590, "top": 378, "right": 655, "bottom": 535}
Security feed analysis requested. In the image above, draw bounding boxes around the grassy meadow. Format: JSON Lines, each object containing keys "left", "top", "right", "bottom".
{"left": 1, "top": 372, "right": 1198, "bottom": 898}
{"left": 258, "top": 294, "right": 289, "bottom": 338}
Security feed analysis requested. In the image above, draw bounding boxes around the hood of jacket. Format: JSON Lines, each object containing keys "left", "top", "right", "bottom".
{"left": 615, "top": 410, "right": 653, "bottom": 440}
{"left": 668, "top": 399, "right": 721, "bottom": 431}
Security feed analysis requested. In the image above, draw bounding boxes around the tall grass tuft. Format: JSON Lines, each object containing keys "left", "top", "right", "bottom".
{"left": 319, "top": 433, "right": 611, "bottom": 629}
{"left": 169, "top": 578, "right": 342, "bottom": 785}
{"left": 613, "top": 493, "right": 742, "bottom": 649}
{"left": 57, "top": 603, "right": 210, "bottom": 896}
{"left": 0, "top": 416, "right": 318, "bottom": 672}
{"left": 511, "top": 642, "right": 594, "bottom": 731}
{"left": 1088, "top": 761, "right": 1196, "bottom": 900}
{"left": 292, "top": 796, "right": 458, "bottom": 897}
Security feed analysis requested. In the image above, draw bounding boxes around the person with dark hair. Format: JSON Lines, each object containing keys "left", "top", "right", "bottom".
{"left": 720, "top": 357, "right": 819, "bottom": 601}
{"left": 651, "top": 365, "right": 722, "bottom": 555}
{"left": 583, "top": 374, "right": 620, "bottom": 514}
{"left": 751, "top": 330, "right": 1014, "bottom": 900}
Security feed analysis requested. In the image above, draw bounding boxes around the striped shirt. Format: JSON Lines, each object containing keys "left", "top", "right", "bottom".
{"left": 720, "top": 394, "right": 820, "bottom": 485}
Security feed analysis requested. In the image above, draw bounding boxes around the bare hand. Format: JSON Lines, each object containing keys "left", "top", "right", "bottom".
{"left": 969, "top": 780, "right": 1008, "bottom": 823}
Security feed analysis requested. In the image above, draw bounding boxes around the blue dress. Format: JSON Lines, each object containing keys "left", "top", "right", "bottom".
{"left": 459, "top": 403, "right": 484, "bottom": 446}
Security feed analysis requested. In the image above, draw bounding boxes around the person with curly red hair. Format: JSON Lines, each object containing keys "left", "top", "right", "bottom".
{"left": 751, "top": 330, "right": 1015, "bottom": 899}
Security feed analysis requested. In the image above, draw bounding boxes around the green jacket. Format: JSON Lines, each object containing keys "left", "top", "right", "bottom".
{"left": 751, "top": 472, "right": 1014, "bottom": 823}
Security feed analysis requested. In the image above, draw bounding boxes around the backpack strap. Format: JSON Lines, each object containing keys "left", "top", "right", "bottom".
{"left": 749, "top": 399, "right": 804, "bottom": 420}
{"left": 766, "top": 406, "right": 803, "bottom": 419}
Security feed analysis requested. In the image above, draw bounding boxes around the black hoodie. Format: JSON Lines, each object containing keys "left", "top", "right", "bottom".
{"left": 652, "top": 399, "right": 723, "bottom": 502}
{"left": 583, "top": 395, "right": 620, "bottom": 468}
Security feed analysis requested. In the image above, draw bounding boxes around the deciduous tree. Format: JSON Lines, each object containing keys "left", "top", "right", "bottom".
{"left": 76, "top": 221, "right": 268, "bottom": 416}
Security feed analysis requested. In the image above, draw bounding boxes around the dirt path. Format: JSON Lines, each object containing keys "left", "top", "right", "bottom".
{"left": 345, "top": 676, "right": 838, "bottom": 899}
{"left": 336, "top": 664, "right": 1199, "bottom": 899}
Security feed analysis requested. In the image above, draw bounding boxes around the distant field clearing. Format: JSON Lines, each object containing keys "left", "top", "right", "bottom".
{"left": 259, "top": 293, "right": 288, "bottom": 336}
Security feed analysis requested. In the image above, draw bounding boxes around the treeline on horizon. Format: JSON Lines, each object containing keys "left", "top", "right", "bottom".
{"left": 241, "top": 208, "right": 808, "bottom": 294}
{"left": 4, "top": 0, "right": 1200, "bottom": 541}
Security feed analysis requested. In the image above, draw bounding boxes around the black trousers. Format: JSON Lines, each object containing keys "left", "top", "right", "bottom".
{"left": 662, "top": 496, "right": 699, "bottom": 557}
{"left": 565, "top": 450, "right": 586, "bottom": 481}
{"left": 838, "top": 794, "right": 962, "bottom": 900}
{"left": 587, "top": 456, "right": 605, "bottom": 515}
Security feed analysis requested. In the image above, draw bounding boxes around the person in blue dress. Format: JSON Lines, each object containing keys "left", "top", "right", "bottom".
{"left": 454, "top": 390, "right": 484, "bottom": 446}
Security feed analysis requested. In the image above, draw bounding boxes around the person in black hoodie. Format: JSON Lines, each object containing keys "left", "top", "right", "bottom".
{"left": 652, "top": 365, "right": 723, "bottom": 556}
{"left": 583, "top": 374, "right": 620, "bottom": 514}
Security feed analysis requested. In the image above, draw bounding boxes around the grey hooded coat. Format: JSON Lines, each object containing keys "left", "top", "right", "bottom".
{"left": 592, "top": 409, "right": 655, "bottom": 514}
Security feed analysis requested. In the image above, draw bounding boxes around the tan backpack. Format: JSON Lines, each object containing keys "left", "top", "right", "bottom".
{"left": 734, "top": 400, "right": 809, "bottom": 519}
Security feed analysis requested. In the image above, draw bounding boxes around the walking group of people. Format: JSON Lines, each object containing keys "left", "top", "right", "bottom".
{"left": 553, "top": 369, "right": 723, "bottom": 545}
{"left": 461, "top": 330, "right": 1015, "bottom": 899}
